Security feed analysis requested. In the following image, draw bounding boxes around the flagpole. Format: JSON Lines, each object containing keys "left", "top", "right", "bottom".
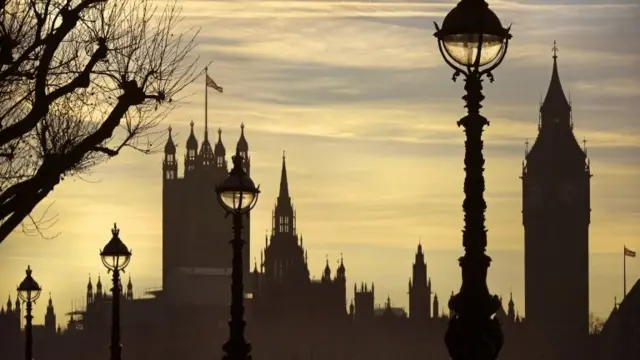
{"left": 204, "top": 66, "right": 209, "bottom": 140}
{"left": 624, "top": 245, "right": 627, "bottom": 298}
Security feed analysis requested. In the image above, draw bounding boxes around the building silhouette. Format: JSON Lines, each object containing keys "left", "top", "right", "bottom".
{"left": 5, "top": 47, "right": 637, "bottom": 359}
{"left": 0, "top": 133, "right": 525, "bottom": 359}
{"left": 597, "top": 280, "right": 640, "bottom": 360}
{"left": 521, "top": 45, "right": 591, "bottom": 360}
{"left": 162, "top": 121, "right": 251, "bottom": 307}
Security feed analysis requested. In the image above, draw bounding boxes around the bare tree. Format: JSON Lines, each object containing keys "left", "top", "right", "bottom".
{"left": 589, "top": 312, "right": 605, "bottom": 335}
{"left": 0, "top": 0, "right": 203, "bottom": 244}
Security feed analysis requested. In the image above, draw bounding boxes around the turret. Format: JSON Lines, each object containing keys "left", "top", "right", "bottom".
{"left": 163, "top": 126, "right": 178, "bottom": 181}
{"left": 86, "top": 276, "right": 93, "bottom": 304}
{"left": 508, "top": 292, "right": 516, "bottom": 323}
{"left": 184, "top": 121, "right": 198, "bottom": 175}
{"left": 336, "top": 254, "right": 346, "bottom": 281}
{"left": 214, "top": 128, "right": 227, "bottom": 169}
{"left": 433, "top": 293, "right": 439, "bottom": 318}
{"left": 96, "top": 275, "right": 103, "bottom": 297}
{"left": 236, "top": 122, "right": 250, "bottom": 175}
{"left": 44, "top": 293, "right": 56, "bottom": 332}
{"left": 126, "top": 276, "right": 133, "bottom": 300}
{"left": 322, "top": 258, "right": 331, "bottom": 283}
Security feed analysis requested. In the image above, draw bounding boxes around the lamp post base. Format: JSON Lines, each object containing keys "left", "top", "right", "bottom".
{"left": 222, "top": 338, "right": 252, "bottom": 360}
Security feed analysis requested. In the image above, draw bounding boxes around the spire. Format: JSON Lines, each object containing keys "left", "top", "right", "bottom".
{"left": 337, "top": 253, "right": 346, "bottom": 278}
{"left": 279, "top": 150, "right": 290, "bottom": 199}
{"left": 186, "top": 120, "right": 198, "bottom": 149}
{"left": 540, "top": 40, "right": 572, "bottom": 126}
{"left": 323, "top": 256, "right": 331, "bottom": 280}
{"left": 214, "top": 127, "right": 226, "bottom": 156}
{"left": 236, "top": 122, "right": 248, "bottom": 152}
{"left": 164, "top": 126, "right": 176, "bottom": 154}
{"left": 96, "top": 275, "right": 103, "bottom": 293}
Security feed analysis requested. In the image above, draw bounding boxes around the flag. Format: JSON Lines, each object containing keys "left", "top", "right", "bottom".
{"left": 625, "top": 247, "right": 636, "bottom": 258}
{"left": 206, "top": 73, "right": 223, "bottom": 93}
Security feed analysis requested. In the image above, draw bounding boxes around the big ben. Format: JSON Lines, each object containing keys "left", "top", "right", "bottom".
{"left": 522, "top": 42, "right": 591, "bottom": 360}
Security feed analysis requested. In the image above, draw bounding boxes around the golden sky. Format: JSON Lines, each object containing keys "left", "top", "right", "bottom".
{"left": 1, "top": 0, "right": 639, "bottom": 328}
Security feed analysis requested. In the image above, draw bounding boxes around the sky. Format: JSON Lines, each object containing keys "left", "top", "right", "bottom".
{"left": 0, "top": 0, "right": 639, "bottom": 328}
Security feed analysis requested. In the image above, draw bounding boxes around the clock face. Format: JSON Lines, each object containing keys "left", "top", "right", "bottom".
{"left": 527, "top": 186, "right": 542, "bottom": 207}
{"left": 560, "top": 182, "right": 577, "bottom": 204}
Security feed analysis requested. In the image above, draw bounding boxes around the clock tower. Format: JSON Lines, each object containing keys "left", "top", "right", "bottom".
{"left": 521, "top": 42, "right": 591, "bottom": 360}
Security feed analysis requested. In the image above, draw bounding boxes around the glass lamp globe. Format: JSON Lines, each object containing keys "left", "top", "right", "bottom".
{"left": 435, "top": 0, "right": 511, "bottom": 68}
{"left": 216, "top": 152, "right": 260, "bottom": 215}
{"left": 17, "top": 265, "right": 42, "bottom": 303}
{"left": 100, "top": 224, "right": 132, "bottom": 272}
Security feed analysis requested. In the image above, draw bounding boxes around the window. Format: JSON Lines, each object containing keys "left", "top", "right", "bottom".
{"left": 217, "top": 156, "right": 224, "bottom": 166}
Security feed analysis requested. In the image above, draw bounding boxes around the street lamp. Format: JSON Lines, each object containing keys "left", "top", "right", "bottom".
{"left": 17, "top": 265, "right": 42, "bottom": 360}
{"left": 433, "top": 1, "right": 512, "bottom": 359}
{"left": 216, "top": 149, "right": 260, "bottom": 360}
{"left": 100, "top": 223, "right": 132, "bottom": 360}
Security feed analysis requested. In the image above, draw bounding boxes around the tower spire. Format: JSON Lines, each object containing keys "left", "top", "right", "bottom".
{"left": 540, "top": 40, "right": 572, "bottom": 127}
{"left": 279, "top": 150, "right": 290, "bottom": 200}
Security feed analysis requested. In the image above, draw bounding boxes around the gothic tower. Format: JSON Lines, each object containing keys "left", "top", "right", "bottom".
{"left": 522, "top": 42, "right": 591, "bottom": 360}
{"left": 44, "top": 293, "right": 56, "bottom": 332}
{"left": 409, "top": 243, "right": 431, "bottom": 321}
{"left": 162, "top": 121, "right": 251, "bottom": 306}
{"left": 263, "top": 152, "right": 308, "bottom": 285}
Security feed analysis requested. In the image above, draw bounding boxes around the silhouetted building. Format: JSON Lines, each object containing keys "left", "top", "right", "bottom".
{"left": 521, "top": 45, "right": 591, "bottom": 360}
{"left": 409, "top": 243, "right": 432, "bottom": 322}
{"left": 597, "top": 280, "right": 640, "bottom": 360}
{"left": 162, "top": 121, "right": 251, "bottom": 307}
{"left": 0, "top": 124, "right": 529, "bottom": 360}
{"left": 252, "top": 153, "right": 347, "bottom": 322}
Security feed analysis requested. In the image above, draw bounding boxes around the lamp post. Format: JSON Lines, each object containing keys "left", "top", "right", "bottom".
{"left": 216, "top": 149, "right": 260, "bottom": 360}
{"left": 17, "top": 265, "right": 42, "bottom": 360}
{"left": 100, "top": 223, "right": 132, "bottom": 360}
{"left": 433, "top": 1, "right": 512, "bottom": 359}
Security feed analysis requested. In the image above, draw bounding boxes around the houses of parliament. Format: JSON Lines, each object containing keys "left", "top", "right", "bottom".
{"left": 1, "top": 54, "right": 638, "bottom": 360}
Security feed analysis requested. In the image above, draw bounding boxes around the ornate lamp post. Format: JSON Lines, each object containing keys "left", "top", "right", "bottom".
{"left": 100, "top": 223, "right": 132, "bottom": 360}
{"left": 216, "top": 149, "right": 260, "bottom": 360}
{"left": 433, "top": 1, "right": 512, "bottom": 359}
{"left": 17, "top": 265, "right": 42, "bottom": 360}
